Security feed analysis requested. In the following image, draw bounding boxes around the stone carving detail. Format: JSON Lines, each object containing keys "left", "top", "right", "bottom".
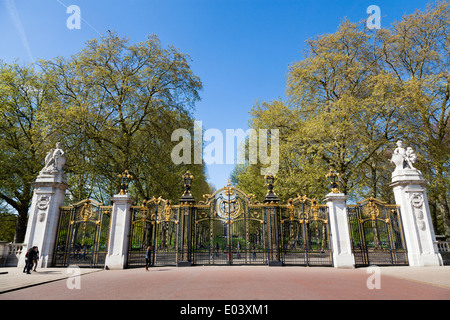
{"left": 37, "top": 195, "right": 50, "bottom": 222}
{"left": 410, "top": 193, "right": 426, "bottom": 231}
{"left": 40, "top": 142, "right": 66, "bottom": 174}
{"left": 38, "top": 211, "right": 46, "bottom": 222}
{"left": 390, "top": 140, "right": 417, "bottom": 171}
{"left": 37, "top": 195, "right": 50, "bottom": 210}
{"left": 411, "top": 193, "right": 424, "bottom": 208}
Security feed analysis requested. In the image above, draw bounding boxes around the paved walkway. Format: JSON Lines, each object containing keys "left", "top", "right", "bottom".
{"left": 0, "top": 266, "right": 449, "bottom": 300}
{"left": 0, "top": 266, "right": 102, "bottom": 294}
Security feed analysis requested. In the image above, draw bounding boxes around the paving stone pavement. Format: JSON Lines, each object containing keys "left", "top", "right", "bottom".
{"left": 0, "top": 265, "right": 449, "bottom": 300}
{"left": 0, "top": 266, "right": 102, "bottom": 294}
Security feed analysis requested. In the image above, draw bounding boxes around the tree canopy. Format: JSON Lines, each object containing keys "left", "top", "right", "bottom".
{"left": 232, "top": 1, "right": 450, "bottom": 236}
{"left": 0, "top": 32, "right": 211, "bottom": 242}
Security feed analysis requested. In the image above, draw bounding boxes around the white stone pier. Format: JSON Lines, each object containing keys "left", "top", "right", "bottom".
{"left": 326, "top": 192, "right": 355, "bottom": 268}
{"left": 104, "top": 194, "right": 133, "bottom": 269}
{"left": 18, "top": 143, "right": 68, "bottom": 269}
{"left": 390, "top": 141, "right": 442, "bottom": 266}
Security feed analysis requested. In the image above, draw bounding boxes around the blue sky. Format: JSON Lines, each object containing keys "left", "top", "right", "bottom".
{"left": 1, "top": 0, "right": 431, "bottom": 190}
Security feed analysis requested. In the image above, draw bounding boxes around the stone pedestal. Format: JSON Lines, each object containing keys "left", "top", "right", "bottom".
{"left": 391, "top": 169, "right": 442, "bottom": 266}
{"left": 18, "top": 172, "right": 68, "bottom": 269}
{"left": 325, "top": 193, "right": 355, "bottom": 268}
{"left": 104, "top": 194, "right": 133, "bottom": 269}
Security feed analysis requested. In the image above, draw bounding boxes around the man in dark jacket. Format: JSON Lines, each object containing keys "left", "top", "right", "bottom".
{"left": 25, "top": 247, "right": 38, "bottom": 274}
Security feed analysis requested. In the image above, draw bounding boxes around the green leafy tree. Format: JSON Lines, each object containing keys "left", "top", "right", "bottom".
{"left": 40, "top": 32, "right": 209, "bottom": 203}
{"left": 0, "top": 62, "right": 53, "bottom": 242}
{"left": 1, "top": 32, "right": 211, "bottom": 242}
{"left": 0, "top": 203, "right": 17, "bottom": 242}
{"left": 379, "top": 1, "right": 450, "bottom": 235}
{"left": 234, "top": 1, "right": 449, "bottom": 237}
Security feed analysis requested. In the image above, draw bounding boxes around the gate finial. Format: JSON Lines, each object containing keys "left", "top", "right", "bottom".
{"left": 326, "top": 168, "right": 340, "bottom": 193}
{"left": 264, "top": 174, "right": 279, "bottom": 204}
{"left": 119, "top": 170, "right": 133, "bottom": 195}
{"left": 180, "top": 170, "right": 195, "bottom": 204}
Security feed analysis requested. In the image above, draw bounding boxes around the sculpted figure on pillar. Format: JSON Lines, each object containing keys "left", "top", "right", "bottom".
{"left": 390, "top": 140, "right": 418, "bottom": 171}
{"left": 40, "top": 142, "right": 66, "bottom": 174}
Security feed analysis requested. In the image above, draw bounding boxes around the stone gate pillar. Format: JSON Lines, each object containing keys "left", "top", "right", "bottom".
{"left": 18, "top": 143, "right": 68, "bottom": 269}
{"left": 104, "top": 193, "right": 133, "bottom": 270}
{"left": 325, "top": 192, "right": 355, "bottom": 268}
{"left": 390, "top": 141, "right": 442, "bottom": 266}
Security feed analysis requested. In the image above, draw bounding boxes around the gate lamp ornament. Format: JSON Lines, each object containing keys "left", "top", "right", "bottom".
{"left": 264, "top": 174, "right": 279, "bottom": 204}
{"left": 119, "top": 170, "right": 133, "bottom": 195}
{"left": 180, "top": 170, "right": 195, "bottom": 204}
{"left": 326, "top": 168, "right": 340, "bottom": 193}
{"left": 183, "top": 170, "right": 193, "bottom": 187}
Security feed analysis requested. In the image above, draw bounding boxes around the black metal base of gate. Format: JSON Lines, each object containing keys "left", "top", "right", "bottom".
{"left": 353, "top": 251, "right": 408, "bottom": 267}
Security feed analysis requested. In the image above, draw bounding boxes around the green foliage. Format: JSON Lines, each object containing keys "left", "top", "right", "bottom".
{"left": 38, "top": 31, "right": 209, "bottom": 204}
{"left": 0, "top": 204, "right": 17, "bottom": 242}
{"left": 0, "top": 32, "right": 211, "bottom": 241}
{"left": 40, "top": 32, "right": 209, "bottom": 202}
{"left": 0, "top": 62, "right": 54, "bottom": 242}
{"left": 233, "top": 1, "right": 450, "bottom": 235}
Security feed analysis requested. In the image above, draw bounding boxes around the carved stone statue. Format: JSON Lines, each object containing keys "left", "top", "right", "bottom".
{"left": 40, "top": 142, "right": 66, "bottom": 174}
{"left": 390, "top": 140, "right": 417, "bottom": 171}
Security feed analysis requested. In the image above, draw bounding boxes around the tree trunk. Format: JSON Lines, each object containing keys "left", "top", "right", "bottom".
{"left": 14, "top": 205, "right": 29, "bottom": 243}
{"left": 438, "top": 194, "right": 450, "bottom": 239}
{"left": 371, "top": 165, "right": 377, "bottom": 198}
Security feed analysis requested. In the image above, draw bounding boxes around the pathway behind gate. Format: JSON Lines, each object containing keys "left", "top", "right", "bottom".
{"left": 1, "top": 266, "right": 449, "bottom": 300}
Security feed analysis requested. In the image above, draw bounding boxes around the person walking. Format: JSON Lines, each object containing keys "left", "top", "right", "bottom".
{"left": 26, "top": 247, "right": 38, "bottom": 274}
{"left": 145, "top": 245, "right": 152, "bottom": 271}
{"left": 236, "top": 242, "right": 241, "bottom": 259}
{"left": 32, "top": 247, "right": 39, "bottom": 272}
{"left": 23, "top": 247, "right": 33, "bottom": 273}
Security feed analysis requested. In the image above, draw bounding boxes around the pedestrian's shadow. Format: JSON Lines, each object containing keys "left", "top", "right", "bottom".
{"left": 152, "top": 269, "right": 171, "bottom": 272}
{"left": 35, "top": 271, "right": 61, "bottom": 275}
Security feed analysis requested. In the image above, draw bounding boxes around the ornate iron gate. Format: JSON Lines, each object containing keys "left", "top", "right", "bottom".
{"left": 279, "top": 196, "right": 332, "bottom": 266}
{"left": 128, "top": 198, "right": 179, "bottom": 267}
{"left": 193, "top": 185, "right": 267, "bottom": 265}
{"left": 53, "top": 200, "right": 111, "bottom": 267}
{"left": 348, "top": 198, "right": 408, "bottom": 266}
{"left": 126, "top": 183, "right": 335, "bottom": 267}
